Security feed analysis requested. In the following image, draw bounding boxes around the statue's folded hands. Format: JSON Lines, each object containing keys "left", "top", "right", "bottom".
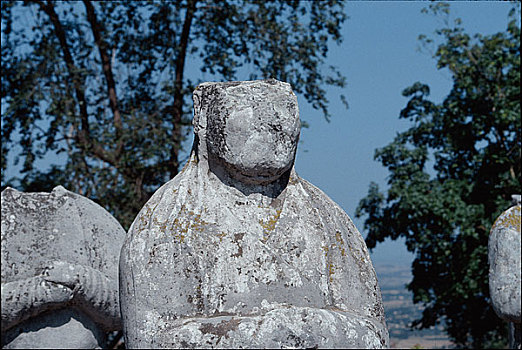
{"left": 1, "top": 186, "right": 126, "bottom": 348}
{"left": 42, "top": 260, "right": 122, "bottom": 330}
{"left": 1, "top": 275, "right": 74, "bottom": 331}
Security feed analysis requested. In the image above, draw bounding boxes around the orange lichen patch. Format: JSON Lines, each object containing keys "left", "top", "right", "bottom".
{"left": 321, "top": 244, "right": 335, "bottom": 282}
{"left": 152, "top": 216, "right": 168, "bottom": 231}
{"left": 179, "top": 158, "right": 191, "bottom": 173}
{"left": 259, "top": 209, "right": 282, "bottom": 242}
{"left": 178, "top": 154, "right": 198, "bottom": 173}
{"left": 492, "top": 205, "right": 521, "bottom": 233}
{"left": 216, "top": 231, "right": 227, "bottom": 242}
{"left": 328, "top": 263, "right": 335, "bottom": 282}
{"left": 137, "top": 201, "right": 161, "bottom": 231}
{"left": 322, "top": 245, "right": 329, "bottom": 257}
{"left": 334, "top": 231, "right": 346, "bottom": 257}
{"left": 139, "top": 211, "right": 149, "bottom": 227}
{"left": 323, "top": 231, "right": 347, "bottom": 259}
{"left": 170, "top": 217, "right": 187, "bottom": 242}
{"left": 162, "top": 205, "right": 210, "bottom": 243}
{"left": 288, "top": 173, "right": 299, "bottom": 186}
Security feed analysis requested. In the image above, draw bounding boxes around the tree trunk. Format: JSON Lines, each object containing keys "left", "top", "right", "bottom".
{"left": 83, "top": 0, "right": 124, "bottom": 157}
{"left": 37, "top": 0, "right": 116, "bottom": 166}
{"left": 170, "top": 0, "right": 197, "bottom": 179}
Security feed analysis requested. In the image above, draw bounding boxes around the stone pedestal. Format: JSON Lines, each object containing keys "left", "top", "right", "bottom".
{"left": 119, "top": 79, "right": 389, "bottom": 348}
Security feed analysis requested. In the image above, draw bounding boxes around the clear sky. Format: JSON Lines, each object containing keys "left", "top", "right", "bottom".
{"left": 3, "top": 1, "right": 517, "bottom": 267}
{"left": 290, "top": 1, "right": 516, "bottom": 266}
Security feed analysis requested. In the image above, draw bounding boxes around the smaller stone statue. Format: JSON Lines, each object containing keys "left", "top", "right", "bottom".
{"left": 1, "top": 186, "right": 126, "bottom": 349}
{"left": 488, "top": 195, "right": 521, "bottom": 349}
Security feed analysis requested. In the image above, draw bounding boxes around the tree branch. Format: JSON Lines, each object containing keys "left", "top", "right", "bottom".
{"left": 36, "top": 0, "right": 116, "bottom": 166}
{"left": 170, "top": 0, "right": 197, "bottom": 179}
{"left": 83, "top": 0, "right": 124, "bottom": 156}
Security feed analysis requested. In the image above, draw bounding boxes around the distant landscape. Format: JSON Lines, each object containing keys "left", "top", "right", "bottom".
{"left": 374, "top": 264, "right": 454, "bottom": 349}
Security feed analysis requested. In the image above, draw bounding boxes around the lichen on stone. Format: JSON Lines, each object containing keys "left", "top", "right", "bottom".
{"left": 119, "top": 80, "right": 389, "bottom": 348}
{"left": 259, "top": 209, "right": 282, "bottom": 242}
{"left": 492, "top": 205, "right": 521, "bottom": 233}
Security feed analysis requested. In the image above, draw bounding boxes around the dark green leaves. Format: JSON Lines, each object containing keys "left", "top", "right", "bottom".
{"left": 357, "top": 4, "right": 520, "bottom": 348}
{"left": 2, "top": 0, "right": 347, "bottom": 230}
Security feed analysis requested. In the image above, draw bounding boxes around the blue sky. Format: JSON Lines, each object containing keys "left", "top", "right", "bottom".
{"left": 3, "top": 1, "right": 517, "bottom": 267}
{"left": 291, "top": 1, "right": 517, "bottom": 266}
{"left": 181, "top": 1, "right": 518, "bottom": 267}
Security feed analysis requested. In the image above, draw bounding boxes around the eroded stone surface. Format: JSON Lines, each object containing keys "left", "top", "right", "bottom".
{"left": 120, "top": 79, "right": 389, "bottom": 348}
{"left": 1, "top": 186, "right": 126, "bottom": 348}
{"left": 489, "top": 204, "right": 521, "bottom": 323}
{"left": 489, "top": 201, "right": 521, "bottom": 349}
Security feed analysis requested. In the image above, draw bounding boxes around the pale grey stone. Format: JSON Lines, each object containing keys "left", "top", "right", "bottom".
{"left": 120, "top": 79, "right": 389, "bottom": 349}
{"left": 1, "top": 186, "right": 126, "bottom": 348}
{"left": 489, "top": 201, "right": 521, "bottom": 349}
{"left": 2, "top": 309, "right": 106, "bottom": 349}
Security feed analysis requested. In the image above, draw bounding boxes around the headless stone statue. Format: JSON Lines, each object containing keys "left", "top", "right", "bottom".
{"left": 1, "top": 186, "right": 125, "bottom": 348}
{"left": 120, "top": 79, "right": 389, "bottom": 348}
{"left": 489, "top": 195, "right": 521, "bottom": 349}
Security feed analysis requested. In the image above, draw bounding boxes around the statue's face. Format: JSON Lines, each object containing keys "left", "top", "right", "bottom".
{"left": 206, "top": 80, "right": 300, "bottom": 184}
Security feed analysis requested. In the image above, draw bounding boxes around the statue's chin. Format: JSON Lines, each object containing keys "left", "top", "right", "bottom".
{"left": 206, "top": 145, "right": 295, "bottom": 186}
{"left": 206, "top": 156, "right": 289, "bottom": 187}
{"left": 229, "top": 169, "right": 284, "bottom": 185}
{"left": 220, "top": 157, "right": 293, "bottom": 185}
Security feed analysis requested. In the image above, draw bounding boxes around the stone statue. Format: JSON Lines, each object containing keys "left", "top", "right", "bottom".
{"left": 1, "top": 186, "right": 126, "bottom": 348}
{"left": 489, "top": 195, "right": 521, "bottom": 349}
{"left": 120, "top": 79, "right": 389, "bottom": 348}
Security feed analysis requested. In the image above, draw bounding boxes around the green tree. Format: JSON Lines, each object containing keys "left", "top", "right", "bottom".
{"left": 1, "top": 0, "right": 347, "bottom": 229}
{"left": 356, "top": 3, "right": 520, "bottom": 348}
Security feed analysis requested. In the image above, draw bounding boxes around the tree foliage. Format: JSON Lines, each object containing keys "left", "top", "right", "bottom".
{"left": 356, "top": 3, "right": 520, "bottom": 348}
{"left": 1, "top": 0, "right": 347, "bottom": 229}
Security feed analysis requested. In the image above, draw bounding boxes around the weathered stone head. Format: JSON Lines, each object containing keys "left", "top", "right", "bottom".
{"left": 193, "top": 79, "right": 300, "bottom": 185}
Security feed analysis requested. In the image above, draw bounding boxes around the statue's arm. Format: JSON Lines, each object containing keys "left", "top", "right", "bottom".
{"left": 2, "top": 261, "right": 122, "bottom": 333}
{"left": 1, "top": 276, "right": 73, "bottom": 332}
{"left": 43, "top": 260, "right": 122, "bottom": 331}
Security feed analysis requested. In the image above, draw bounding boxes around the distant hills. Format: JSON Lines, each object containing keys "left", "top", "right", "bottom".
{"left": 374, "top": 264, "right": 454, "bottom": 349}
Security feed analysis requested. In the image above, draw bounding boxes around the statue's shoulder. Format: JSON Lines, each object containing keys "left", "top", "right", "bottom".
{"left": 293, "top": 176, "right": 358, "bottom": 232}
{"left": 491, "top": 204, "right": 521, "bottom": 235}
{"left": 127, "top": 167, "right": 191, "bottom": 235}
